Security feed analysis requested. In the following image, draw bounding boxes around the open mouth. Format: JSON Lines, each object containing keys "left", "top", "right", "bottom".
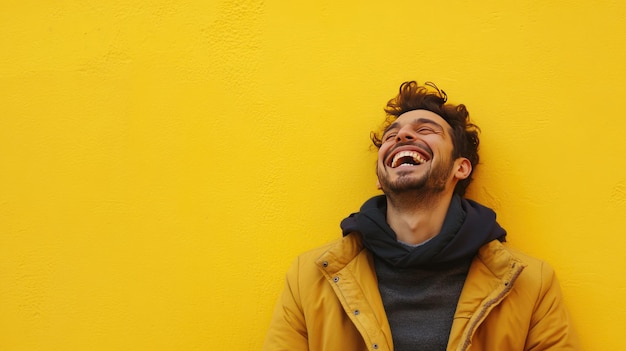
{"left": 388, "top": 150, "right": 430, "bottom": 168}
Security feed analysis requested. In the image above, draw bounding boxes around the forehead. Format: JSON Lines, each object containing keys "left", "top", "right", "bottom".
{"left": 393, "top": 109, "right": 451, "bottom": 129}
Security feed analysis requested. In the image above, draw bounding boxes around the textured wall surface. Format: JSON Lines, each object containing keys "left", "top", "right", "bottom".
{"left": 1, "top": 0, "right": 625, "bottom": 350}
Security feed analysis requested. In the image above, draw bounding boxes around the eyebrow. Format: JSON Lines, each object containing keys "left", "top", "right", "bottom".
{"left": 383, "top": 117, "right": 445, "bottom": 135}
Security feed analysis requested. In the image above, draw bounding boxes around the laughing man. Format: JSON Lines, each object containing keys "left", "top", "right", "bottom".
{"left": 263, "top": 81, "right": 580, "bottom": 351}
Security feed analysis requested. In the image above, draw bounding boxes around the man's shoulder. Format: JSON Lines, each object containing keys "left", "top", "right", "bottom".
{"left": 502, "top": 242, "right": 556, "bottom": 276}
{"left": 477, "top": 240, "right": 557, "bottom": 289}
{"left": 286, "top": 233, "right": 366, "bottom": 276}
{"left": 479, "top": 240, "right": 549, "bottom": 267}
{"left": 295, "top": 233, "right": 364, "bottom": 258}
{"left": 504, "top": 244, "right": 547, "bottom": 265}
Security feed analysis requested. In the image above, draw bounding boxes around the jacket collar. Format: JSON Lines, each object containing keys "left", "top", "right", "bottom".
{"left": 315, "top": 234, "right": 523, "bottom": 278}
{"left": 454, "top": 240, "right": 526, "bottom": 320}
{"left": 475, "top": 240, "right": 526, "bottom": 280}
{"left": 315, "top": 233, "right": 366, "bottom": 275}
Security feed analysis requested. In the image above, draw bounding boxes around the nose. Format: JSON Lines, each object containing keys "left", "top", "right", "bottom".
{"left": 396, "top": 125, "right": 416, "bottom": 142}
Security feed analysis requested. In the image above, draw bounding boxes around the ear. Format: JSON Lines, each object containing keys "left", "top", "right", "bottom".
{"left": 376, "top": 179, "right": 382, "bottom": 190}
{"left": 454, "top": 158, "right": 472, "bottom": 180}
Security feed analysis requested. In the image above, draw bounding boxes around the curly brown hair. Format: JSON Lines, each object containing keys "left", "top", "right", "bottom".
{"left": 371, "top": 81, "right": 481, "bottom": 196}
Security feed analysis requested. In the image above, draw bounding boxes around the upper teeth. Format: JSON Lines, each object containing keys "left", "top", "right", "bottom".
{"left": 391, "top": 151, "right": 427, "bottom": 168}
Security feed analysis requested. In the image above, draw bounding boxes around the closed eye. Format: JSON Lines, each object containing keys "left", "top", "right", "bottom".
{"left": 417, "top": 127, "right": 435, "bottom": 134}
{"left": 383, "top": 132, "right": 397, "bottom": 141}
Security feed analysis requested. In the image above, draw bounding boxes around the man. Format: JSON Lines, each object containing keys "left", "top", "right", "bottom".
{"left": 263, "top": 81, "right": 580, "bottom": 350}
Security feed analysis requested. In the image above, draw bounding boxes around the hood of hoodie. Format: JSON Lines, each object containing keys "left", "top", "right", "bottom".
{"left": 340, "top": 195, "right": 507, "bottom": 268}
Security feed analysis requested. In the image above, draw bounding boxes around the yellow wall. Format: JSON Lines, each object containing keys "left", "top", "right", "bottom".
{"left": 1, "top": 0, "right": 625, "bottom": 349}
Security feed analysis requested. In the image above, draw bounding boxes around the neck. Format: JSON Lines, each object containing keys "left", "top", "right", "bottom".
{"left": 385, "top": 190, "right": 454, "bottom": 246}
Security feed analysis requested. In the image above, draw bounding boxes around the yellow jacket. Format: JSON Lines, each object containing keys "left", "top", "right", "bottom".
{"left": 264, "top": 233, "right": 580, "bottom": 351}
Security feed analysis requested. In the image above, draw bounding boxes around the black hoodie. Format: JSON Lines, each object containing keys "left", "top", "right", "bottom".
{"left": 340, "top": 194, "right": 507, "bottom": 268}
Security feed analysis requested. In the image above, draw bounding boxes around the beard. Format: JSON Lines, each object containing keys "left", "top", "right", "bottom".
{"left": 377, "top": 155, "right": 455, "bottom": 199}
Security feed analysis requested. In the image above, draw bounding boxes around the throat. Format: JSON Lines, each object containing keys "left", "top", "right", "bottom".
{"left": 385, "top": 194, "right": 452, "bottom": 246}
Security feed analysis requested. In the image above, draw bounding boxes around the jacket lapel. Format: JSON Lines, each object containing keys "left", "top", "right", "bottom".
{"left": 316, "top": 233, "right": 394, "bottom": 351}
{"left": 448, "top": 240, "right": 525, "bottom": 351}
